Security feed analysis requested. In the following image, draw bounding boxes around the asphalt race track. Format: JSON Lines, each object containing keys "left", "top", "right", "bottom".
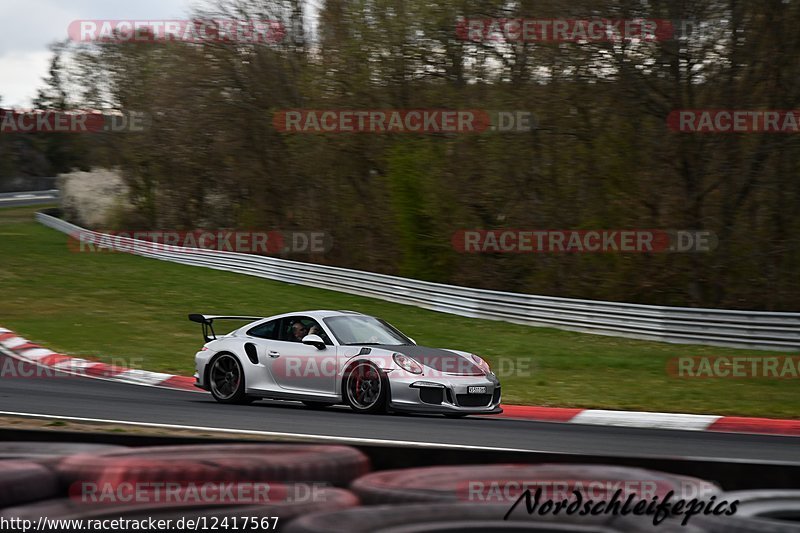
{"left": 0, "top": 353, "right": 798, "bottom": 463}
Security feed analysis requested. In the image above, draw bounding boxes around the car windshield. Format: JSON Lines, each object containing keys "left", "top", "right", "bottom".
{"left": 323, "top": 315, "right": 412, "bottom": 346}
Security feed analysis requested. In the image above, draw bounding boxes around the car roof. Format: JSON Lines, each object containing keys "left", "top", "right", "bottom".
{"left": 266, "top": 309, "right": 368, "bottom": 321}
{"left": 231, "top": 310, "right": 398, "bottom": 343}
{"left": 230, "top": 310, "right": 371, "bottom": 335}
{"left": 307, "top": 309, "right": 366, "bottom": 318}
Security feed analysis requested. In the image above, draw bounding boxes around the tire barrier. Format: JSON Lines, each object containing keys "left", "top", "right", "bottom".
{"left": 0, "top": 442, "right": 128, "bottom": 465}
{"left": 694, "top": 490, "right": 800, "bottom": 532}
{"left": 284, "top": 503, "right": 626, "bottom": 532}
{"left": 0, "top": 461, "right": 60, "bottom": 507}
{"left": 349, "top": 464, "right": 720, "bottom": 504}
{"left": 2, "top": 443, "right": 366, "bottom": 527}
{"left": 56, "top": 444, "right": 370, "bottom": 487}
{"left": 1, "top": 485, "right": 359, "bottom": 523}
{"left": 2, "top": 441, "right": 796, "bottom": 532}
{"left": 612, "top": 510, "right": 715, "bottom": 532}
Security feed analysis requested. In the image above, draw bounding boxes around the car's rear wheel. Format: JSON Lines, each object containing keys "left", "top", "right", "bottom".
{"left": 208, "top": 353, "right": 251, "bottom": 404}
{"left": 343, "top": 361, "right": 387, "bottom": 414}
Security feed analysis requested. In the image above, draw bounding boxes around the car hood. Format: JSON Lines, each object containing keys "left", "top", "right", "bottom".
{"left": 374, "top": 345, "right": 484, "bottom": 375}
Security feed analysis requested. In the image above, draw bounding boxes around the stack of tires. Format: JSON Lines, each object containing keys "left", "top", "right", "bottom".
{"left": 288, "top": 464, "right": 718, "bottom": 532}
{"left": 0, "top": 442, "right": 366, "bottom": 528}
{"left": 289, "top": 465, "right": 800, "bottom": 533}
{"left": 0, "top": 442, "right": 798, "bottom": 532}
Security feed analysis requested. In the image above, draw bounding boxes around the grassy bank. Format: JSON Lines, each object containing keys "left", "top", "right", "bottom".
{"left": 0, "top": 205, "right": 796, "bottom": 418}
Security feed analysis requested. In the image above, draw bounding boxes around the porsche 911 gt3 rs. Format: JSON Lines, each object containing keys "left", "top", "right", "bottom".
{"left": 190, "top": 310, "right": 502, "bottom": 416}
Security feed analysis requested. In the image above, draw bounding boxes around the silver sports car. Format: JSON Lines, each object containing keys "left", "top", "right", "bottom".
{"left": 190, "top": 310, "right": 502, "bottom": 416}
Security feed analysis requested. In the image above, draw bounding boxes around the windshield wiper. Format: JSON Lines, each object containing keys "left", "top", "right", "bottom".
{"left": 343, "top": 342, "right": 384, "bottom": 346}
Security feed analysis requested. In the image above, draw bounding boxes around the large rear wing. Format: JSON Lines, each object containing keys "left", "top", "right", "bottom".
{"left": 188, "top": 314, "right": 263, "bottom": 342}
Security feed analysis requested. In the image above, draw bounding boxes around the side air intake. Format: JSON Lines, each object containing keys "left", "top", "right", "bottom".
{"left": 244, "top": 343, "right": 259, "bottom": 364}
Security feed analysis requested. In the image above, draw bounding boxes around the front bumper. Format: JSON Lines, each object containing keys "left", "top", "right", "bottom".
{"left": 387, "top": 371, "right": 502, "bottom": 415}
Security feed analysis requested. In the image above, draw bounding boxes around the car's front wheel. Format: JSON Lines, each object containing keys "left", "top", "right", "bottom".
{"left": 208, "top": 353, "right": 251, "bottom": 404}
{"left": 343, "top": 361, "right": 387, "bottom": 414}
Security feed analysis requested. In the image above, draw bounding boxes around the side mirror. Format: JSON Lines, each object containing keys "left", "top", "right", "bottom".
{"left": 302, "top": 334, "right": 326, "bottom": 350}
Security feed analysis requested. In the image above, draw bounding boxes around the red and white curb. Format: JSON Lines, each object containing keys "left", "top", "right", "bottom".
{"left": 0, "top": 327, "right": 196, "bottom": 391}
{"left": 497, "top": 404, "right": 800, "bottom": 437}
{"left": 1, "top": 326, "right": 798, "bottom": 437}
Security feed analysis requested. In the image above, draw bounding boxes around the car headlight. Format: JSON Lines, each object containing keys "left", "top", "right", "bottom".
{"left": 470, "top": 354, "right": 491, "bottom": 373}
{"left": 393, "top": 352, "right": 423, "bottom": 374}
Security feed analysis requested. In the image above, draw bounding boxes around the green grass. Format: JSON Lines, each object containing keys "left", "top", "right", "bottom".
{"left": 0, "top": 205, "right": 797, "bottom": 418}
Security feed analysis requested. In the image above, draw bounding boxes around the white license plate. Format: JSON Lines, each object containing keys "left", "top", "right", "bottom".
{"left": 468, "top": 386, "right": 487, "bottom": 394}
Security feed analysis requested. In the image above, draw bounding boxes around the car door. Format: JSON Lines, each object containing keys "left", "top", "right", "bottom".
{"left": 242, "top": 318, "right": 282, "bottom": 392}
{"left": 267, "top": 316, "right": 337, "bottom": 395}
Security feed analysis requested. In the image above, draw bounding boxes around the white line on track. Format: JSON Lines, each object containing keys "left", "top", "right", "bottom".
{"left": 0, "top": 411, "right": 797, "bottom": 465}
{"left": 0, "top": 410, "right": 535, "bottom": 453}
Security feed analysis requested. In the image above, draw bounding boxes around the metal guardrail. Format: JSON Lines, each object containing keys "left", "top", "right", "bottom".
{"left": 37, "top": 212, "right": 800, "bottom": 351}
{"left": 0, "top": 189, "right": 59, "bottom": 207}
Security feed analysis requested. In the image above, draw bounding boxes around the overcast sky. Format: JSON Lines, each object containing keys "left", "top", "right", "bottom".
{"left": 0, "top": 0, "right": 196, "bottom": 107}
